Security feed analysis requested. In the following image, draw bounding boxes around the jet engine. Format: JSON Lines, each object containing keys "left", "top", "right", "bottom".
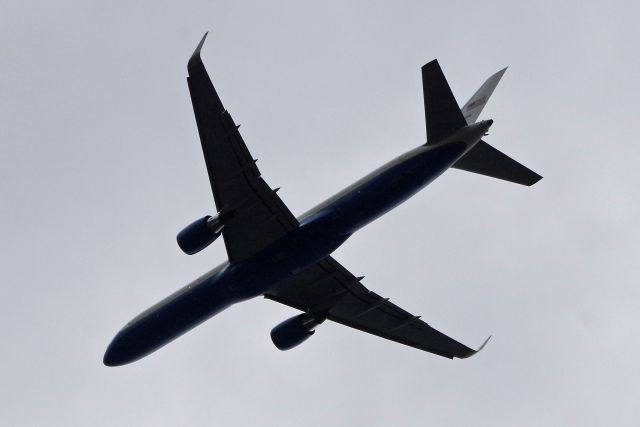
{"left": 177, "top": 215, "right": 224, "bottom": 255}
{"left": 270, "top": 314, "right": 325, "bottom": 351}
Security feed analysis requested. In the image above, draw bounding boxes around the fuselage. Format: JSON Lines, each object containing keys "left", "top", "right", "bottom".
{"left": 103, "top": 121, "right": 492, "bottom": 366}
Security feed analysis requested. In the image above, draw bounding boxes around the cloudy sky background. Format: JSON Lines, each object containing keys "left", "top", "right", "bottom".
{"left": 2, "top": 1, "right": 639, "bottom": 425}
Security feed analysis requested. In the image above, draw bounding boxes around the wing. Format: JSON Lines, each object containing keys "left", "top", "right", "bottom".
{"left": 187, "top": 33, "right": 298, "bottom": 262}
{"left": 266, "top": 256, "right": 489, "bottom": 359}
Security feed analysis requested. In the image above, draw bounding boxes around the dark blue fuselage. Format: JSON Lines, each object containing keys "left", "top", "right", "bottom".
{"left": 104, "top": 128, "right": 484, "bottom": 366}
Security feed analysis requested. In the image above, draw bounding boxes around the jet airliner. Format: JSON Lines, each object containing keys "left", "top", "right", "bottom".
{"left": 104, "top": 34, "right": 541, "bottom": 366}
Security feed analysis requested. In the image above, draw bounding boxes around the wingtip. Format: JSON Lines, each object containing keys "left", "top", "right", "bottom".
{"left": 188, "top": 31, "right": 210, "bottom": 73}
{"left": 457, "top": 335, "right": 492, "bottom": 359}
{"left": 476, "top": 335, "right": 492, "bottom": 352}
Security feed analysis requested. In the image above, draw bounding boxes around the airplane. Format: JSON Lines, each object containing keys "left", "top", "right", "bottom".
{"left": 103, "top": 33, "right": 541, "bottom": 367}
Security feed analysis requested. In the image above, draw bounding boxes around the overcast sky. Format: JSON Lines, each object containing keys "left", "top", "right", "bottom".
{"left": 2, "top": 1, "right": 639, "bottom": 426}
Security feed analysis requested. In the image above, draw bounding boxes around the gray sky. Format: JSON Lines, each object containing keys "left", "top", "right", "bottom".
{"left": 2, "top": 1, "right": 639, "bottom": 426}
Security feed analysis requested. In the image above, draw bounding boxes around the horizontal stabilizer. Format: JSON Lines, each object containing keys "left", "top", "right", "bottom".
{"left": 452, "top": 140, "right": 542, "bottom": 186}
{"left": 422, "top": 60, "right": 467, "bottom": 144}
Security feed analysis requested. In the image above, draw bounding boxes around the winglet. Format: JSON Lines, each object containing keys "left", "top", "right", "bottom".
{"left": 458, "top": 335, "right": 492, "bottom": 359}
{"left": 188, "top": 32, "right": 209, "bottom": 73}
{"left": 476, "top": 335, "right": 492, "bottom": 353}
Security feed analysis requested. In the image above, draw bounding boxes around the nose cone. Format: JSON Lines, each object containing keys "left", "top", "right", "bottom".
{"left": 103, "top": 330, "right": 139, "bottom": 367}
{"left": 103, "top": 332, "right": 126, "bottom": 367}
{"left": 104, "top": 319, "right": 167, "bottom": 366}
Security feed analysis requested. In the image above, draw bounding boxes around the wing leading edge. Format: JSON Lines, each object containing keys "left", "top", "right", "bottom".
{"left": 187, "top": 33, "right": 299, "bottom": 262}
{"left": 266, "top": 256, "right": 489, "bottom": 359}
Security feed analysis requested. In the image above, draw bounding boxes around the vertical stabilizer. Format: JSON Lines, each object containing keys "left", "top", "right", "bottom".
{"left": 461, "top": 67, "right": 507, "bottom": 124}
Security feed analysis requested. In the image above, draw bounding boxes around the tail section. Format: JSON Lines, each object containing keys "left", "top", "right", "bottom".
{"left": 461, "top": 67, "right": 507, "bottom": 124}
{"left": 452, "top": 140, "right": 542, "bottom": 186}
{"left": 421, "top": 61, "right": 542, "bottom": 186}
{"left": 422, "top": 60, "right": 467, "bottom": 144}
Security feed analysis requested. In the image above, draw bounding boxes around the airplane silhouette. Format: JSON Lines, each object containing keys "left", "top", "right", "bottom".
{"left": 104, "top": 33, "right": 541, "bottom": 366}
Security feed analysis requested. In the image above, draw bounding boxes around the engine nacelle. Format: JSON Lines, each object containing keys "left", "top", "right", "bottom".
{"left": 177, "top": 215, "right": 224, "bottom": 255}
{"left": 270, "top": 314, "right": 324, "bottom": 351}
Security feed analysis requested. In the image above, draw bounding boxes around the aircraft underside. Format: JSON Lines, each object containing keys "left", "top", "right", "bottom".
{"left": 104, "top": 33, "right": 540, "bottom": 367}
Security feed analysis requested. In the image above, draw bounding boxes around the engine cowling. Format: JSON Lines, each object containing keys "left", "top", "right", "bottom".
{"left": 270, "top": 314, "right": 324, "bottom": 351}
{"left": 177, "top": 215, "right": 224, "bottom": 255}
